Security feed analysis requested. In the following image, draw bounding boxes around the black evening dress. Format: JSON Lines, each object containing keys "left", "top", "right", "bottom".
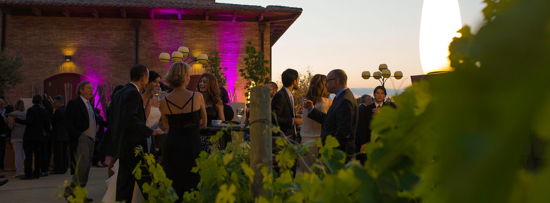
{"left": 163, "top": 93, "right": 201, "bottom": 199}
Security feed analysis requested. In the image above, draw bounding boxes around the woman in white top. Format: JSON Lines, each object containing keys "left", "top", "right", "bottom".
{"left": 299, "top": 74, "right": 331, "bottom": 173}
{"left": 7, "top": 100, "right": 26, "bottom": 178}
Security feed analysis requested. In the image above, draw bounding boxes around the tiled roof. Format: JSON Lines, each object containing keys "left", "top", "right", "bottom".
{"left": 0, "top": 0, "right": 303, "bottom": 13}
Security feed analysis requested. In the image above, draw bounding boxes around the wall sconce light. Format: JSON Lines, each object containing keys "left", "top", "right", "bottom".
{"left": 65, "top": 56, "right": 71, "bottom": 62}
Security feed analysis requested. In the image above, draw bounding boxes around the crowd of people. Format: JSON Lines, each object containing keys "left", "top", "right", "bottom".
{"left": 0, "top": 62, "right": 393, "bottom": 202}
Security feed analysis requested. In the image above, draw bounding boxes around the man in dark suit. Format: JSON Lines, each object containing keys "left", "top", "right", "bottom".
{"left": 51, "top": 95, "right": 69, "bottom": 174}
{"left": 271, "top": 69, "right": 302, "bottom": 142}
{"left": 92, "top": 108, "right": 107, "bottom": 167}
{"left": 108, "top": 64, "right": 162, "bottom": 202}
{"left": 14, "top": 95, "right": 50, "bottom": 180}
{"left": 304, "top": 69, "right": 358, "bottom": 162}
{"left": 358, "top": 86, "right": 396, "bottom": 155}
{"left": 63, "top": 81, "right": 96, "bottom": 202}
{"left": 355, "top": 94, "right": 373, "bottom": 163}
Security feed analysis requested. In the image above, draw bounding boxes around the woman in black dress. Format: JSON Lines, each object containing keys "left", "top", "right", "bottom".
{"left": 159, "top": 62, "right": 207, "bottom": 198}
{"left": 197, "top": 73, "right": 224, "bottom": 153}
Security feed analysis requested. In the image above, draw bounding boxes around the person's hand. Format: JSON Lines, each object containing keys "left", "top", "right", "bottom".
{"left": 295, "top": 114, "right": 303, "bottom": 119}
{"left": 158, "top": 120, "right": 167, "bottom": 131}
{"left": 152, "top": 129, "right": 164, "bottom": 136}
{"left": 360, "top": 144, "right": 366, "bottom": 154}
{"left": 303, "top": 99, "right": 313, "bottom": 110}
{"left": 372, "top": 107, "right": 380, "bottom": 114}
{"left": 9, "top": 115, "right": 16, "bottom": 119}
{"left": 294, "top": 118, "right": 302, "bottom": 125}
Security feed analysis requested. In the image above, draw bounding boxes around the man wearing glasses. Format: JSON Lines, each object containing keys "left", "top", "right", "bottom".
{"left": 304, "top": 69, "right": 358, "bottom": 162}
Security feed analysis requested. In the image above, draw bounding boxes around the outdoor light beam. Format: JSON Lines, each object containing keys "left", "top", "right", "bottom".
{"left": 232, "top": 11, "right": 237, "bottom": 22}
{"left": 149, "top": 9, "right": 154, "bottom": 20}
{"left": 258, "top": 13, "right": 264, "bottom": 22}
{"left": 31, "top": 6, "right": 41, "bottom": 16}
{"left": 62, "top": 7, "right": 70, "bottom": 17}
{"left": 91, "top": 8, "right": 98, "bottom": 18}
{"left": 178, "top": 9, "right": 182, "bottom": 20}
{"left": 205, "top": 10, "right": 209, "bottom": 21}
{"left": 120, "top": 8, "right": 126, "bottom": 18}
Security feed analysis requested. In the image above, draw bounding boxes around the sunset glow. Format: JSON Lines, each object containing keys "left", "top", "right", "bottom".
{"left": 419, "top": 0, "right": 462, "bottom": 74}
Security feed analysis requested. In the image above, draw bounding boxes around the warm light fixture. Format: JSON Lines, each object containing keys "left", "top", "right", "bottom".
{"left": 362, "top": 64, "right": 403, "bottom": 87}
{"left": 65, "top": 56, "right": 71, "bottom": 62}
{"left": 197, "top": 54, "right": 208, "bottom": 64}
{"left": 159, "top": 46, "right": 207, "bottom": 65}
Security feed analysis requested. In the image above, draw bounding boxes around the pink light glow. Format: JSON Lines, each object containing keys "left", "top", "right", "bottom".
{"left": 215, "top": 22, "right": 247, "bottom": 102}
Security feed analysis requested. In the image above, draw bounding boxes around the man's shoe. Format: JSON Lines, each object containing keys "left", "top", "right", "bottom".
{"left": 19, "top": 175, "right": 33, "bottom": 180}
{"left": 0, "top": 179, "right": 8, "bottom": 186}
{"left": 86, "top": 197, "right": 93, "bottom": 202}
{"left": 40, "top": 172, "right": 49, "bottom": 177}
{"left": 50, "top": 171, "right": 65, "bottom": 175}
{"left": 13, "top": 174, "right": 22, "bottom": 178}
{"left": 0, "top": 175, "right": 5, "bottom": 178}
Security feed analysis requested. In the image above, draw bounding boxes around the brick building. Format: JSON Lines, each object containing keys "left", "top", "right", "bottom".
{"left": 0, "top": 0, "right": 301, "bottom": 110}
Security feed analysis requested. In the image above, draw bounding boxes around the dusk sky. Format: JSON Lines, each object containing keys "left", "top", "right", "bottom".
{"left": 221, "top": 0, "right": 486, "bottom": 90}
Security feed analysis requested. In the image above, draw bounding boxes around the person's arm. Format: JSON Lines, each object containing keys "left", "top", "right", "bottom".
{"left": 7, "top": 117, "right": 14, "bottom": 129}
{"left": 334, "top": 99, "right": 354, "bottom": 140}
{"left": 16, "top": 108, "right": 34, "bottom": 125}
{"left": 63, "top": 101, "right": 81, "bottom": 140}
{"left": 271, "top": 93, "right": 292, "bottom": 128}
{"left": 307, "top": 108, "right": 326, "bottom": 124}
{"left": 159, "top": 98, "right": 170, "bottom": 132}
{"left": 198, "top": 94, "right": 207, "bottom": 130}
{"left": 216, "top": 103, "right": 225, "bottom": 121}
{"left": 142, "top": 93, "right": 152, "bottom": 120}
{"left": 122, "top": 91, "right": 154, "bottom": 138}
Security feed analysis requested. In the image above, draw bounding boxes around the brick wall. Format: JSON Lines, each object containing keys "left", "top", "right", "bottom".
{"left": 3, "top": 15, "right": 269, "bottom": 103}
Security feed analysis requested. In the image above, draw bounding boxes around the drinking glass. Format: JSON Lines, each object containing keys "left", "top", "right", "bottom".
{"left": 237, "top": 108, "right": 244, "bottom": 119}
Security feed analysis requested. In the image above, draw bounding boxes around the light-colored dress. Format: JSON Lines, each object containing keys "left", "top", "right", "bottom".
{"left": 101, "top": 106, "right": 161, "bottom": 203}
{"left": 298, "top": 97, "right": 330, "bottom": 173}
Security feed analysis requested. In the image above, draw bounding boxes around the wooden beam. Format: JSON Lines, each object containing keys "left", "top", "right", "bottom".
{"left": 232, "top": 11, "right": 236, "bottom": 22}
{"left": 178, "top": 9, "right": 181, "bottom": 20}
{"left": 91, "top": 8, "right": 98, "bottom": 18}
{"left": 120, "top": 8, "right": 126, "bottom": 18}
{"left": 205, "top": 10, "right": 209, "bottom": 21}
{"left": 257, "top": 12, "right": 264, "bottom": 22}
{"left": 0, "top": 6, "right": 12, "bottom": 15}
{"left": 31, "top": 6, "right": 41, "bottom": 16}
{"left": 62, "top": 7, "right": 70, "bottom": 17}
{"left": 149, "top": 9, "right": 154, "bottom": 20}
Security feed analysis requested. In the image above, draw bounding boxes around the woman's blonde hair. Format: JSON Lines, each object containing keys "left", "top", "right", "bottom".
{"left": 164, "top": 62, "right": 190, "bottom": 88}
{"left": 14, "top": 100, "right": 25, "bottom": 111}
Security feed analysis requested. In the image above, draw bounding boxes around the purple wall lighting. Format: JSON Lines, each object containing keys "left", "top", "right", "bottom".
{"left": 215, "top": 22, "right": 247, "bottom": 102}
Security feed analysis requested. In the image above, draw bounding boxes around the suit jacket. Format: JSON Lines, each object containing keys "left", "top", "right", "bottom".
{"left": 271, "top": 88, "right": 296, "bottom": 140}
{"left": 15, "top": 104, "right": 50, "bottom": 142}
{"left": 308, "top": 88, "right": 358, "bottom": 142}
{"left": 359, "top": 102, "right": 396, "bottom": 145}
{"left": 64, "top": 97, "right": 93, "bottom": 141}
{"left": 108, "top": 83, "right": 153, "bottom": 160}
{"left": 52, "top": 105, "right": 69, "bottom": 142}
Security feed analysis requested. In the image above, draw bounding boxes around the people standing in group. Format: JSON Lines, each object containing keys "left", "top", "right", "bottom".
{"left": 7, "top": 100, "right": 26, "bottom": 177}
{"left": 41, "top": 98, "right": 53, "bottom": 176}
{"left": 304, "top": 69, "right": 358, "bottom": 162}
{"left": 92, "top": 108, "right": 107, "bottom": 167}
{"left": 159, "top": 62, "right": 207, "bottom": 199}
{"left": 272, "top": 69, "right": 302, "bottom": 142}
{"left": 197, "top": 73, "right": 224, "bottom": 153}
{"left": 266, "top": 81, "right": 278, "bottom": 99}
{"left": 106, "top": 64, "right": 163, "bottom": 203}
{"left": 298, "top": 74, "right": 331, "bottom": 173}
{"left": 13, "top": 95, "right": 50, "bottom": 180}
{"left": 63, "top": 81, "right": 97, "bottom": 202}
{"left": 51, "top": 95, "right": 69, "bottom": 175}
{"left": 358, "top": 86, "right": 396, "bottom": 155}
{"left": 355, "top": 94, "right": 374, "bottom": 163}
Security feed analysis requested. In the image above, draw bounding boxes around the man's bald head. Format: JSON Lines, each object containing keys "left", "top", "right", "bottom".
{"left": 329, "top": 69, "right": 347, "bottom": 86}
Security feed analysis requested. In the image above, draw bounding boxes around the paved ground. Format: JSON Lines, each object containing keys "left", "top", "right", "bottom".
{"left": 0, "top": 166, "right": 110, "bottom": 203}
